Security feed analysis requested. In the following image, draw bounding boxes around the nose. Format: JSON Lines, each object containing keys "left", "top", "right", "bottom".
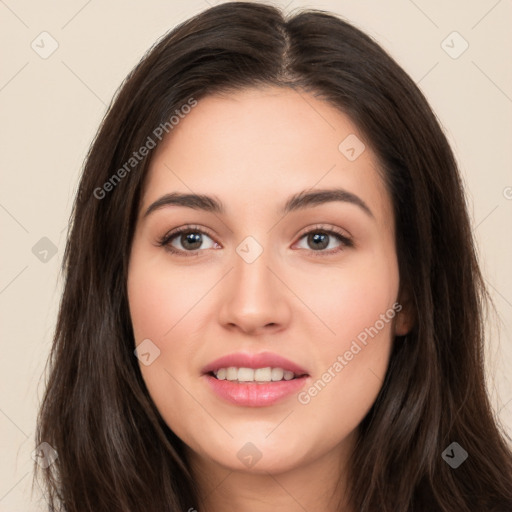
{"left": 218, "top": 243, "right": 292, "bottom": 335}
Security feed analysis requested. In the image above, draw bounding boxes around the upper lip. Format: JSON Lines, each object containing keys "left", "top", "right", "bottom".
{"left": 202, "top": 352, "right": 309, "bottom": 376}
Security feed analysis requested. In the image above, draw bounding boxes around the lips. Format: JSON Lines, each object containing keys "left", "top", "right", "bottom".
{"left": 202, "top": 352, "right": 310, "bottom": 407}
{"left": 202, "top": 352, "right": 309, "bottom": 376}
{"left": 205, "top": 375, "right": 309, "bottom": 407}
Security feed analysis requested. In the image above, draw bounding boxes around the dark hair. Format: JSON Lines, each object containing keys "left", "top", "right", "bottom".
{"left": 34, "top": 2, "right": 512, "bottom": 511}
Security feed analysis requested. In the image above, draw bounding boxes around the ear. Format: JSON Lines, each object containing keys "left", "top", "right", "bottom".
{"left": 394, "top": 286, "right": 416, "bottom": 336}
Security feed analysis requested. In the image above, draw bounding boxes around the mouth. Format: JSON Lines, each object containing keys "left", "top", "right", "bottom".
{"left": 202, "top": 352, "right": 310, "bottom": 407}
{"left": 208, "top": 366, "right": 307, "bottom": 383}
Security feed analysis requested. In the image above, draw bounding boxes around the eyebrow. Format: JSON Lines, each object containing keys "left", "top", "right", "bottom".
{"left": 144, "top": 188, "right": 374, "bottom": 218}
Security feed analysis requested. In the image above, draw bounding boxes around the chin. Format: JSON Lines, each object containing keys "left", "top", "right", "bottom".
{"left": 185, "top": 431, "right": 316, "bottom": 476}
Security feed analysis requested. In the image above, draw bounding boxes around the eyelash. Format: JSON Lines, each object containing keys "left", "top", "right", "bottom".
{"left": 156, "top": 224, "right": 353, "bottom": 258}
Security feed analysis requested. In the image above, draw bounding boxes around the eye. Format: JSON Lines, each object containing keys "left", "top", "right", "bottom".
{"left": 157, "top": 224, "right": 353, "bottom": 257}
{"left": 157, "top": 225, "right": 219, "bottom": 256}
{"left": 294, "top": 225, "right": 353, "bottom": 256}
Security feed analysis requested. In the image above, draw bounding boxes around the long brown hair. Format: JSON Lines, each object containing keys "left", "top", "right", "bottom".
{"left": 34, "top": 2, "right": 512, "bottom": 511}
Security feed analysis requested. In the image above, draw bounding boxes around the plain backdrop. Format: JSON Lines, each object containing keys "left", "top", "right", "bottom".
{"left": 1, "top": 0, "right": 511, "bottom": 509}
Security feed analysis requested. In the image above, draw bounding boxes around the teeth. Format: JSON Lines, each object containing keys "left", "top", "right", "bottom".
{"left": 254, "top": 367, "right": 272, "bottom": 382}
{"left": 238, "top": 367, "right": 254, "bottom": 382}
{"left": 271, "top": 367, "right": 284, "bottom": 381}
{"left": 213, "top": 367, "right": 300, "bottom": 383}
{"left": 226, "top": 367, "right": 238, "bottom": 380}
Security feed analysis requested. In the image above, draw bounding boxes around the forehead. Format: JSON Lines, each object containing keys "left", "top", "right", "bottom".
{"left": 141, "top": 87, "right": 393, "bottom": 226}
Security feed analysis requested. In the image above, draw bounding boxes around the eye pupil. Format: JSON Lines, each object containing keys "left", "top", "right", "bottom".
{"left": 308, "top": 232, "right": 329, "bottom": 250}
{"left": 182, "top": 232, "right": 202, "bottom": 250}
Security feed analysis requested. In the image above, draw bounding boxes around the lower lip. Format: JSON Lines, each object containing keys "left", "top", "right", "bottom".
{"left": 204, "top": 374, "right": 309, "bottom": 407}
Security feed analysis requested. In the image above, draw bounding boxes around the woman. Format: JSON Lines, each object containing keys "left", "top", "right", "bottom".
{"left": 34, "top": 2, "right": 512, "bottom": 511}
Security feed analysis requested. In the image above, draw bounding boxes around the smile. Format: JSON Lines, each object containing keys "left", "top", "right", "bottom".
{"left": 202, "top": 352, "right": 310, "bottom": 407}
{"left": 212, "top": 366, "right": 300, "bottom": 382}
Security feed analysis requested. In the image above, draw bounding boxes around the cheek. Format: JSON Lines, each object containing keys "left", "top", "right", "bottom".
{"left": 293, "top": 248, "right": 399, "bottom": 350}
{"left": 292, "top": 251, "right": 399, "bottom": 424}
{"left": 127, "top": 250, "right": 216, "bottom": 440}
{"left": 128, "top": 255, "right": 211, "bottom": 343}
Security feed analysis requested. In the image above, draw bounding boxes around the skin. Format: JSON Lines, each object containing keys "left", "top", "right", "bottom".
{"left": 127, "top": 86, "right": 413, "bottom": 512}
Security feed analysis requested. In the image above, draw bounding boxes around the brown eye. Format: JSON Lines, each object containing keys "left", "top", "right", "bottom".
{"left": 158, "top": 226, "right": 218, "bottom": 256}
{"left": 295, "top": 228, "right": 352, "bottom": 255}
{"left": 178, "top": 232, "right": 203, "bottom": 250}
{"left": 306, "top": 232, "right": 330, "bottom": 250}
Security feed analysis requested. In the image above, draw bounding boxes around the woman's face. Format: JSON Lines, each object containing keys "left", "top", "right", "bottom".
{"left": 128, "top": 86, "right": 411, "bottom": 476}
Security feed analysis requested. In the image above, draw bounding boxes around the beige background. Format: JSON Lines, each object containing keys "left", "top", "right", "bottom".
{"left": 1, "top": 0, "right": 511, "bottom": 509}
